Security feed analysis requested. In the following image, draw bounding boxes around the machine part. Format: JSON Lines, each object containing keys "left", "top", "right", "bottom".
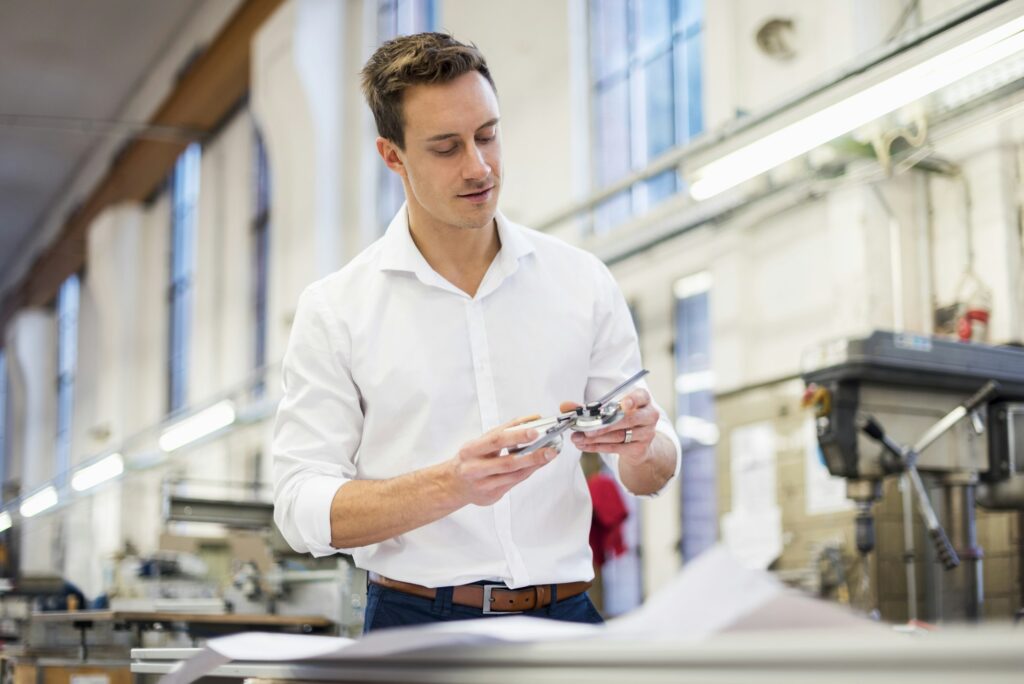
{"left": 943, "top": 475, "right": 984, "bottom": 622}
{"left": 846, "top": 479, "right": 882, "bottom": 504}
{"left": 855, "top": 502, "right": 875, "bottom": 555}
{"left": 859, "top": 414, "right": 960, "bottom": 570}
{"left": 911, "top": 381, "right": 999, "bottom": 456}
{"left": 979, "top": 402, "right": 1024, "bottom": 507}
{"left": 801, "top": 384, "right": 832, "bottom": 417}
{"left": 900, "top": 474, "right": 918, "bottom": 621}
{"left": 165, "top": 495, "right": 275, "bottom": 529}
{"left": 508, "top": 369, "right": 649, "bottom": 456}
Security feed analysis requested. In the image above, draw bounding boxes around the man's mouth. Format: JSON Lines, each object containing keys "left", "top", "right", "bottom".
{"left": 458, "top": 186, "right": 495, "bottom": 203}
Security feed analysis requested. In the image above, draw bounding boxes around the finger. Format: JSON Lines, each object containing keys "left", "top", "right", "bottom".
{"left": 620, "top": 388, "right": 651, "bottom": 414}
{"left": 559, "top": 401, "right": 581, "bottom": 413}
{"left": 480, "top": 447, "right": 557, "bottom": 481}
{"left": 494, "top": 414, "right": 543, "bottom": 431}
{"left": 574, "top": 426, "right": 656, "bottom": 451}
{"left": 504, "top": 446, "right": 558, "bottom": 472}
{"left": 466, "top": 426, "right": 541, "bottom": 457}
{"left": 578, "top": 406, "right": 658, "bottom": 438}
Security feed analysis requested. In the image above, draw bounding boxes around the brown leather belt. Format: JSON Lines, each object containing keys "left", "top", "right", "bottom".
{"left": 369, "top": 574, "right": 592, "bottom": 614}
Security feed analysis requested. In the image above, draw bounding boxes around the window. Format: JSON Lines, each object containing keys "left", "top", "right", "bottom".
{"left": 253, "top": 130, "right": 271, "bottom": 397}
{"left": 673, "top": 272, "right": 717, "bottom": 561}
{"left": 589, "top": 0, "right": 704, "bottom": 231}
{"left": 169, "top": 143, "right": 201, "bottom": 414}
{"left": 374, "top": 0, "right": 439, "bottom": 233}
{"left": 56, "top": 274, "right": 80, "bottom": 484}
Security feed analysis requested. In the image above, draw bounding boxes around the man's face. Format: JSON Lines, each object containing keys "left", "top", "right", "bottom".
{"left": 379, "top": 71, "right": 502, "bottom": 231}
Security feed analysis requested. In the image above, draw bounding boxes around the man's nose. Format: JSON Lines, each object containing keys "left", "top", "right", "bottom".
{"left": 462, "top": 143, "right": 491, "bottom": 181}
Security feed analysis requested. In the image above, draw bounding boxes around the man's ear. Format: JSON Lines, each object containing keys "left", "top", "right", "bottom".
{"left": 376, "top": 137, "right": 406, "bottom": 177}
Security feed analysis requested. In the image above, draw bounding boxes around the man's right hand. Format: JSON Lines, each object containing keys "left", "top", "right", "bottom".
{"left": 329, "top": 417, "right": 559, "bottom": 549}
{"left": 443, "top": 416, "right": 559, "bottom": 506}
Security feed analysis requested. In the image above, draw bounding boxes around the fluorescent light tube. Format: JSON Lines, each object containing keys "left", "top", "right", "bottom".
{"left": 0, "top": 511, "right": 11, "bottom": 532}
{"left": 690, "top": 16, "right": 1024, "bottom": 200}
{"left": 159, "top": 400, "right": 236, "bottom": 452}
{"left": 20, "top": 486, "right": 58, "bottom": 518}
{"left": 72, "top": 453, "right": 124, "bottom": 492}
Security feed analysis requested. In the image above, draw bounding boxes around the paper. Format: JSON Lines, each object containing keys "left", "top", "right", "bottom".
{"left": 720, "top": 506, "right": 784, "bottom": 570}
{"left": 721, "top": 422, "right": 782, "bottom": 568}
{"left": 158, "top": 546, "right": 877, "bottom": 684}
{"left": 605, "top": 545, "right": 782, "bottom": 639}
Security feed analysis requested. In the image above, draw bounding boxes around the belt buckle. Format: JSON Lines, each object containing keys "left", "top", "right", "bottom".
{"left": 481, "top": 584, "right": 520, "bottom": 615}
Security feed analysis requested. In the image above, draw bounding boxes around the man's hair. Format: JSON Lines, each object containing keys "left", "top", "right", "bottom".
{"left": 361, "top": 32, "right": 496, "bottom": 149}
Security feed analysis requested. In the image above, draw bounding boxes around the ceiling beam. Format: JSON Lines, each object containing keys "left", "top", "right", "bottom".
{"left": 0, "top": 0, "right": 284, "bottom": 340}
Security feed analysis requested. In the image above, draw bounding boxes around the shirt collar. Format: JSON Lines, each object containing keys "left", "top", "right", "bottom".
{"left": 378, "top": 204, "right": 536, "bottom": 290}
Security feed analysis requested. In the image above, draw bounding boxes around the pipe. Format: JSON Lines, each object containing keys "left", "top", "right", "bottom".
{"left": 900, "top": 474, "right": 919, "bottom": 620}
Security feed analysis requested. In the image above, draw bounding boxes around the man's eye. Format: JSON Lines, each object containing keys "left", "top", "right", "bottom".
{"left": 434, "top": 147, "right": 457, "bottom": 156}
{"left": 476, "top": 136, "right": 495, "bottom": 144}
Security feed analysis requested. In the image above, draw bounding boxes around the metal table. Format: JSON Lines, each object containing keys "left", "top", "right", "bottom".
{"left": 131, "top": 627, "right": 1024, "bottom": 684}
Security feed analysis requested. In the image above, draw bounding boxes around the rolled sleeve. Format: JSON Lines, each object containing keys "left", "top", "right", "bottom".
{"left": 585, "top": 259, "right": 681, "bottom": 498}
{"left": 273, "top": 283, "right": 363, "bottom": 557}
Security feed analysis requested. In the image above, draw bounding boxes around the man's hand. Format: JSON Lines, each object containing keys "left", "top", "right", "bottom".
{"left": 329, "top": 416, "right": 559, "bottom": 548}
{"left": 560, "top": 388, "right": 677, "bottom": 496}
{"left": 441, "top": 416, "right": 559, "bottom": 507}
{"left": 562, "top": 389, "right": 658, "bottom": 465}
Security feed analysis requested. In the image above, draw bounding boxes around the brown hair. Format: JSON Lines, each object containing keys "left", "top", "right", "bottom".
{"left": 360, "top": 32, "right": 496, "bottom": 149}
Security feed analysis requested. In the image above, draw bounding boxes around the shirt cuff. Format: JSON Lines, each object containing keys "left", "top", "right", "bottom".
{"left": 294, "top": 475, "right": 351, "bottom": 557}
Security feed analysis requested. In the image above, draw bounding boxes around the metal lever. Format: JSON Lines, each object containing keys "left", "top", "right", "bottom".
{"left": 859, "top": 415, "right": 960, "bottom": 570}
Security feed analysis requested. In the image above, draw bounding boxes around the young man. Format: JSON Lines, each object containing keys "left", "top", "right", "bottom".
{"left": 273, "top": 33, "right": 680, "bottom": 632}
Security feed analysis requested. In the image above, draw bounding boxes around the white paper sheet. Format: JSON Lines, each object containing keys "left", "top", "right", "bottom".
{"left": 158, "top": 545, "right": 877, "bottom": 684}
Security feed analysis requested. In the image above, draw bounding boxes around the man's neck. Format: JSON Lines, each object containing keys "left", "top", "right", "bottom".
{"left": 406, "top": 206, "right": 501, "bottom": 298}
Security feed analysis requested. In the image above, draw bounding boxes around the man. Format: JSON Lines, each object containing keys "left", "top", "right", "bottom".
{"left": 273, "top": 33, "right": 680, "bottom": 632}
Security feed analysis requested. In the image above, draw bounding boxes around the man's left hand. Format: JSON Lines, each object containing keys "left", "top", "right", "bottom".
{"left": 561, "top": 388, "right": 658, "bottom": 465}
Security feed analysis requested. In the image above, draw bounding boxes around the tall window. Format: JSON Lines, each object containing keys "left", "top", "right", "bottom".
{"left": 589, "top": 0, "right": 704, "bottom": 231}
{"left": 56, "top": 274, "right": 80, "bottom": 484}
{"left": 375, "top": 0, "right": 439, "bottom": 233}
{"left": 673, "top": 272, "right": 717, "bottom": 561}
{"left": 253, "top": 130, "right": 271, "bottom": 397}
{"left": 169, "top": 143, "right": 201, "bottom": 414}
{"left": 0, "top": 349, "right": 7, "bottom": 498}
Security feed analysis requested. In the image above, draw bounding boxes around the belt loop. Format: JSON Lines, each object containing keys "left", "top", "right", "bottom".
{"left": 432, "top": 585, "right": 451, "bottom": 616}
{"left": 443, "top": 585, "right": 454, "bottom": 615}
{"left": 546, "top": 583, "right": 558, "bottom": 615}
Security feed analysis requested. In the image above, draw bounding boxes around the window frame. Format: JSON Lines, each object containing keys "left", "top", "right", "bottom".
{"left": 588, "top": 0, "right": 704, "bottom": 232}
{"left": 168, "top": 143, "right": 201, "bottom": 415}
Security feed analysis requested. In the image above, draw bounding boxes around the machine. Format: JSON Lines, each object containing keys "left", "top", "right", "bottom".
{"left": 801, "top": 330, "right": 1024, "bottom": 622}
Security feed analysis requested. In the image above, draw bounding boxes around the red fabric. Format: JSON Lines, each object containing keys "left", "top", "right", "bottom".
{"left": 587, "top": 472, "right": 629, "bottom": 566}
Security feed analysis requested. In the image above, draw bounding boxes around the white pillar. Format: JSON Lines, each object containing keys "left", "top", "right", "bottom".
{"left": 6, "top": 309, "right": 58, "bottom": 573}
{"left": 252, "top": 0, "right": 367, "bottom": 371}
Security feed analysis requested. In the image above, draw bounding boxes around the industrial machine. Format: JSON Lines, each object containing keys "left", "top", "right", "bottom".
{"left": 162, "top": 482, "right": 366, "bottom": 635}
{"left": 801, "top": 331, "right": 1024, "bottom": 622}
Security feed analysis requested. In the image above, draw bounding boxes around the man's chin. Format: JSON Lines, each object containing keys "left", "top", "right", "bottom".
{"left": 452, "top": 203, "right": 498, "bottom": 230}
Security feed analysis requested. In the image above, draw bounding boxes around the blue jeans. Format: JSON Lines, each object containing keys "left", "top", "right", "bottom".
{"left": 363, "top": 582, "right": 605, "bottom": 633}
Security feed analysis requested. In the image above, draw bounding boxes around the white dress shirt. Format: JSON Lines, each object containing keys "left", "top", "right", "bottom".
{"left": 272, "top": 207, "right": 680, "bottom": 589}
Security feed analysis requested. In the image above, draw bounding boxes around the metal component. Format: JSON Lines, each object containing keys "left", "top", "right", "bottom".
{"left": 509, "top": 370, "right": 648, "bottom": 455}
{"left": 900, "top": 474, "right": 918, "bottom": 621}
{"left": 481, "top": 585, "right": 520, "bottom": 615}
{"left": 165, "top": 496, "right": 274, "bottom": 529}
{"left": 846, "top": 479, "right": 882, "bottom": 503}
{"left": 859, "top": 412, "right": 961, "bottom": 570}
{"left": 943, "top": 479, "right": 984, "bottom": 622}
